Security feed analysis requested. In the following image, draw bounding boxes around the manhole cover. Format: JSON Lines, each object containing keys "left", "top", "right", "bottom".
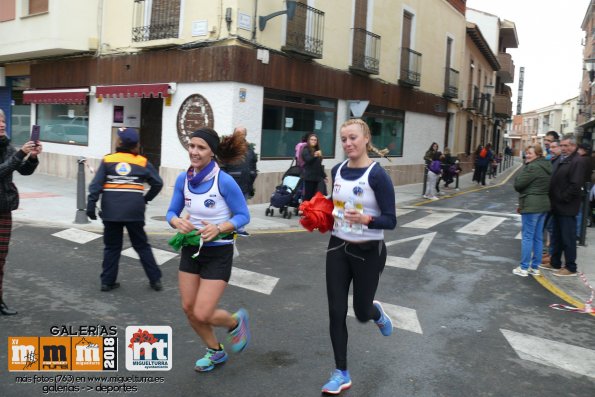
{"left": 150, "top": 216, "right": 167, "bottom": 221}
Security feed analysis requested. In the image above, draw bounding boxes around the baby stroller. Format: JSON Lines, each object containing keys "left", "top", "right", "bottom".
{"left": 265, "top": 162, "right": 303, "bottom": 219}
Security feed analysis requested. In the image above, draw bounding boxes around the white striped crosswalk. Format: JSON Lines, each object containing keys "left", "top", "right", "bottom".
{"left": 456, "top": 215, "right": 507, "bottom": 235}
{"left": 401, "top": 212, "right": 459, "bottom": 229}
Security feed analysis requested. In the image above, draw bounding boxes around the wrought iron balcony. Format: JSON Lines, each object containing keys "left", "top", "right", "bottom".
{"left": 399, "top": 48, "right": 422, "bottom": 87}
{"left": 132, "top": 0, "right": 180, "bottom": 42}
{"left": 466, "top": 85, "right": 480, "bottom": 110}
{"left": 282, "top": 3, "right": 324, "bottom": 59}
{"left": 349, "top": 28, "right": 381, "bottom": 75}
{"left": 443, "top": 67, "right": 459, "bottom": 98}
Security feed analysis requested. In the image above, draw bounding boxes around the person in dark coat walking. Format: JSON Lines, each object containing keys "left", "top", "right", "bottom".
{"left": 541, "top": 134, "right": 586, "bottom": 277}
{"left": 87, "top": 128, "right": 164, "bottom": 291}
{"left": 220, "top": 126, "right": 258, "bottom": 200}
{"left": 0, "top": 109, "right": 41, "bottom": 315}
{"left": 301, "top": 133, "right": 326, "bottom": 200}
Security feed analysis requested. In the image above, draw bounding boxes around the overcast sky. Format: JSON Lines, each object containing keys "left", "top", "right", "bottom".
{"left": 466, "top": 0, "right": 589, "bottom": 113}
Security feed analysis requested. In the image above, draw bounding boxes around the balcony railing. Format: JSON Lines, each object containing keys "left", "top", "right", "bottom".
{"left": 399, "top": 48, "right": 422, "bottom": 87}
{"left": 132, "top": 0, "right": 180, "bottom": 42}
{"left": 466, "top": 85, "right": 480, "bottom": 109}
{"left": 282, "top": 3, "right": 324, "bottom": 59}
{"left": 497, "top": 52, "right": 515, "bottom": 83}
{"left": 349, "top": 28, "right": 381, "bottom": 75}
{"left": 443, "top": 67, "right": 459, "bottom": 98}
{"left": 494, "top": 93, "right": 513, "bottom": 117}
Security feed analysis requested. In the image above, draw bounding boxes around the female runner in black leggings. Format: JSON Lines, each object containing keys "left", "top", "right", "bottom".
{"left": 321, "top": 118, "right": 396, "bottom": 395}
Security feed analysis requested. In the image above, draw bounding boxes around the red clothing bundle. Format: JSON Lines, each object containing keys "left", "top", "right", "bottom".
{"left": 299, "top": 192, "right": 334, "bottom": 233}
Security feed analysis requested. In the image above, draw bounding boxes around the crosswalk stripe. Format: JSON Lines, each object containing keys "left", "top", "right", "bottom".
{"left": 347, "top": 296, "right": 423, "bottom": 334}
{"left": 515, "top": 231, "right": 522, "bottom": 240}
{"left": 456, "top": 215, "right": 506, "bottom": 235}
{"left": 52, "top": 228, "right": 102, "bottom": 244}
{"left": 401, "top": 212, "right": 459, "bottom": 229}
{"left": 396, "top": 208, "right": 414, "bottom": 217}
{"left": 229, "top": 267, "right": 279, "bottom": 295}
{"left": 121, "top": 247, "right": 179, "bottom": 266}
{"left": 501, "top": 328, "right": 595, "bottom": 379}
{"left": 385, "top": 232, "right": 436, "bottom": 270}
{"left": 403, "top": 205, "right": 520, "bottom": 218}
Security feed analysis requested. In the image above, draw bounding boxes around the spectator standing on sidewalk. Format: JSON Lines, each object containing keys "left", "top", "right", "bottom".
{"left": 301, "top": 133, "right": 326, "bottom": 200}
{"left": 320, "top": 118, "right": 396, "bottom": 395}
{"left": 472, "top": 144, "right": 484, "bottom": 183}
{"left": 541, "top": 134, "right": 586, "bottom": 277}
{"left": 476, "top": 143, "right": 494, "bottom": 186}
{"left": 512, "top": 145, "right": 551, "bottom": 277}
{"left": 219, "top": 126, "right": 258, "bottom": 200}
{"left": 86, "top": 127, "right": 164, "bottom": 292}
{"left": 576, "top": 143, "right": 593, "bottom": 236}
{"left": 544, "top": 130, "right": 560, "bottom": 160}
{"left": 542, "top": 139, "right": 562, "bottom": 265}
{"left": 424, "top": 152, "right": 442, "bottom": 200}
{"left": 0, "top": 109, "right": 41, "bottom": 315}
{"left": 166, "top": 127, "right": 251, "bottom": 372}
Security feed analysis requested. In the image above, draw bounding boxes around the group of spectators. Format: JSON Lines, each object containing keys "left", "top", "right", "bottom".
{"left": 422, "top": 142, "right": 461, "bottom": 200}
{"left": 513, "top": 131, "right": 594, "bottom": 278}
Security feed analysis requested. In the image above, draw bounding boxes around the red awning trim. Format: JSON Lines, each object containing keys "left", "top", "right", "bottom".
{"left": 23, "top": 88, "right": 89, "bottom": 105}
{"left": 95, "top": 83, "right": 172, "bottom": 98}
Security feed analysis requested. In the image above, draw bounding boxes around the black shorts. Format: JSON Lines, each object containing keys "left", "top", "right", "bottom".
{"left": 179, "top": 244, "right": 234, "bottom": 282}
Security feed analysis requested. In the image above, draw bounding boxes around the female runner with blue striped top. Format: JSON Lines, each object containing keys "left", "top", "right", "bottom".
{"left": 321, "top": 118, "right": 397, "bottom": 395}
{"left": 166, "top": 127, "right": 251, "bottom": 372}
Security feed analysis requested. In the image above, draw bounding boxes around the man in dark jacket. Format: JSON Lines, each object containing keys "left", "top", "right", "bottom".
{"left": 87, "top": 128, "right": 164, "bottom": 291}
{"left": 543, "top": 134, "right": 585, "bottom": 277}
{"left": 220, "top": 126, "right": 258, "bottom": 199}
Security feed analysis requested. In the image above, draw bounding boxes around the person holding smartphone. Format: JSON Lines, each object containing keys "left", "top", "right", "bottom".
{"left": 0, "top": 109, "right": 42, "bottom": 315}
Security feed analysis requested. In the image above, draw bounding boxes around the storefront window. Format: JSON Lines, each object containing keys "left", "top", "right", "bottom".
{"left": 362, "top": 106, "right": 405, "bottom": 157}
{"left": 261, "top": 91, "right": 336, "bottom": 159}
{"left": 36, "top": 104, "right": 89, "bottom": 145}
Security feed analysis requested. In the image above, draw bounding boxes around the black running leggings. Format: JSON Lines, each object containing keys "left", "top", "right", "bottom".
{"left": 326, "top": 235, "right": 387, "bottom": 370}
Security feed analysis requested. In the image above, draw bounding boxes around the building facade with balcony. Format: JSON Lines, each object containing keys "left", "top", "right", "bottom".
{"left": 0, "top": 0, "right": 468, "bottom": 201}
{"left": 579, "top": 0, "right": 595, "bottom": 147}
{"left": 466, "top": 8, "right": 518, "bottom": 155}
{"left": 453, "top": 22, "right": 499, "bottom": 168}
{"left": 561, "top": 96, "right": 579, "bottom": 135}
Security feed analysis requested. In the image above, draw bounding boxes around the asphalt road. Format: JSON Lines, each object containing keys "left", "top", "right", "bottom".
{"left": 1, "top": 177, "right": 594, "bottom": 396}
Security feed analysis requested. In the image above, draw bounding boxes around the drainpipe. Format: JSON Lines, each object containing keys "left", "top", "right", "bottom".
{"left": 252, "top": 0, "right": 258, "bottom": 41}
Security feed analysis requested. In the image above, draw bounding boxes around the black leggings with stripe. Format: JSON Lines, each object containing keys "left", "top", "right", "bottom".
{"left": 325, "top": 235, "right": 387, "bottom": 370}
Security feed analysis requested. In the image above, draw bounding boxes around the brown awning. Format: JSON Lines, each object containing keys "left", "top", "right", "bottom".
{"left": 95, "top": 83, "right": 172, "bottom": 98}
{"left": 23, "top": 88, "right": 89, "bottom": 105}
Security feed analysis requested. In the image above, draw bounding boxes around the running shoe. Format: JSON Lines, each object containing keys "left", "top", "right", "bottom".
{"left": 322, "top": 369, "right": 352, "bottom": 395}
{"left": 512, "top": 267, "right": 528, "bottom": 277}
{"left": 528, "top": 268, "right": 541, "bottom": 276}
{"left": 227, "top": 308, "right": 250, "bottom": 353}
{"left": 373, "top": 300, "right": 393, "bottom": 336}
{"left": 194, "top": 346, "right": 228, "bottom": 372}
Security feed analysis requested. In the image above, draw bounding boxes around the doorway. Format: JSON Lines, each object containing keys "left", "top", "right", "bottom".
{"left": 140, "top": 98, "right": 163, "bottom": 168}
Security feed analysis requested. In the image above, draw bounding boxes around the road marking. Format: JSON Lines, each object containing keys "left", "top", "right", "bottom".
{"left": 229, "top": 267, "right": 279, "bottom": 295}
{"left": 385, "top": 232, "right": 436, "bottom": 270}
{"left": 396, "top": 208, "right": 414, "bottom": 217}
{"left": 501, "top": 328, "right": 595, "bottom": 379}
{"left": 348, "top": 296, "right": 423, "bottom": 334}
{"left": 52, "top": 228, "right": 102, "bottom": 244}
{"left": 121, "top": 247, "right": 178, "bottom": 266}
{"left": 401, "top": 212, "right": 459, "bottom": 229}
{"left": 456, "top": 215, "right": 506, "bottom": 235}
{"left": 515, "top": 231, "right": 522, "bottom": 240}
{"left": 403, "top": 205, "right": 520, "bottom": 218}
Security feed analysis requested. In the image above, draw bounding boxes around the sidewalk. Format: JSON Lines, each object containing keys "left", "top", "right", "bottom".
{"left": 12, "top": 159, "right": 594, "bottom": 313}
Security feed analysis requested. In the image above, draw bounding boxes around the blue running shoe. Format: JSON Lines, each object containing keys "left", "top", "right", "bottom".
{"left": 194, "top": 346, "right": 228, "bottom": 372}
{"left": 373, "top": 300, "right": 393, "bottom": 336}
{"left": 227, "top": 308, "right": 250, "bottom": 353}
{"left": 322, "top": 369, "right": 352, "bottom": 395}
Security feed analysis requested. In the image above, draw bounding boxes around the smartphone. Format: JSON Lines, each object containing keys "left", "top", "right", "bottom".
{"left": 30, "top": 125, "right": 40, "bottom": 143}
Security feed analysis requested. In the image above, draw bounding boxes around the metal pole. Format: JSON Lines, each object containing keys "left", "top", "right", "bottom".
{"left": 578, "top": 182, "right": 591, "bottom": 246}
{"left": 455, "top": 170, "right": 460, "bottom": 190}
{"left": 74, "top": 156, "right": 90, "bottom": 224}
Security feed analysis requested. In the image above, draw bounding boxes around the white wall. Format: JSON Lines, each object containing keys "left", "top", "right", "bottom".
{"left": 466, "top": 9, "right": 499, "bottom": 54}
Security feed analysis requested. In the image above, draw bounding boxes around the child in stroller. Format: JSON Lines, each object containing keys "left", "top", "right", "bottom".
{"left": 265, "top": 163, "right": 303, "bottom": 219}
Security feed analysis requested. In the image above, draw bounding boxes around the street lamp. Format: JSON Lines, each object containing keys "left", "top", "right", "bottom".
{"left": 584, "top": 58, "right": 595, "bottom": 82}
